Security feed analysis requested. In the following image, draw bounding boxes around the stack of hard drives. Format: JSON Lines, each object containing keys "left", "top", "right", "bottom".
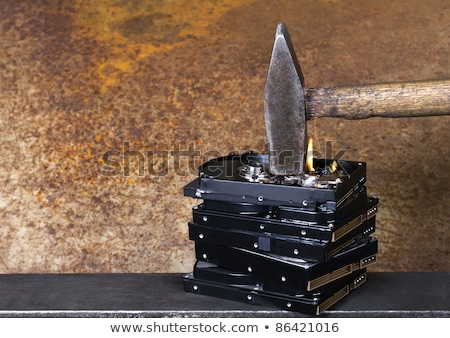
{"left": 183, "top": 151, "right": 378, "bottom": 315}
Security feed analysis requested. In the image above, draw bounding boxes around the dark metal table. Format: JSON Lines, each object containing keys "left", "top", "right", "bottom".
{"left": 0, "top": 272, "right": 448, "bottom": 318}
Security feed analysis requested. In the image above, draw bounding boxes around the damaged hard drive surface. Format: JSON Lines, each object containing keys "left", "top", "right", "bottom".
{"left": 184, "top": 152, "right": 367, "bottom": 210}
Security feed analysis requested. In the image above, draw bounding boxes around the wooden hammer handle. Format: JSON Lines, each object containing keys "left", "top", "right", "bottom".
{"left": 305, "top": 79, "right": 450, "bottom": 120}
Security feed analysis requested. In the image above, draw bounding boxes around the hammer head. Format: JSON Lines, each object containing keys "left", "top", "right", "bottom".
{"left": 264, "top": 23, "right": 306, "bottom": 176}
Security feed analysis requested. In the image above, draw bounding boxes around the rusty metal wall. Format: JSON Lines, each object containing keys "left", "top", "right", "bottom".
{"left": 0, "top": 0, "right": 448, "bottom": 273}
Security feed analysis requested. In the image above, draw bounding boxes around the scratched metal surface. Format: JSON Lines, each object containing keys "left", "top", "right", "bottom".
{"left": 0, "top": 273, "right": 448, "bottom": 317}
{"left": 0, "top": 0, "right": 448, "bottom": 273}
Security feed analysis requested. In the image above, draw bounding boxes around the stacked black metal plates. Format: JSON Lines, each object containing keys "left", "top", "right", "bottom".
{"left": 183, "top": 152, "right": 378, "bottom": 315}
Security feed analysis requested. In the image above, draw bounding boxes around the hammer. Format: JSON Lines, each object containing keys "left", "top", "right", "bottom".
{"left": 264, "top": 23, "right": 450, "bottom": 176}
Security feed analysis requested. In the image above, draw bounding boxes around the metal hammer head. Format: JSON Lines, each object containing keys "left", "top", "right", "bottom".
{"left": 264, "top": 23, "right": 306, "bottom": 176}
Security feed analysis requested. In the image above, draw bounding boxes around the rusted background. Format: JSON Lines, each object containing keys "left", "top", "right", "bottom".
{"left": 0, "top": 0, "right": 448, "bottom": 273}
